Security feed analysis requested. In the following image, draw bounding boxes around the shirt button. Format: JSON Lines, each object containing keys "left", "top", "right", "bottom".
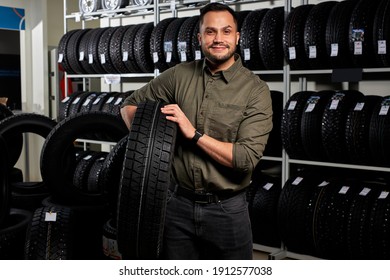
{"left": 205, "top": 95, "right": 209, "bottom": 98}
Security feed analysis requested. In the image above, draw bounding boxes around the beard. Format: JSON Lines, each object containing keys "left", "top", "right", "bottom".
{"left": 202, "top": 43, "right": 237, "bottom": 65}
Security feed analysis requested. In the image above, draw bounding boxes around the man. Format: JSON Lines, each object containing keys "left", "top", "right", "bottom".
{"left": 120, "top": 2, "right": 272, "bottom": 259}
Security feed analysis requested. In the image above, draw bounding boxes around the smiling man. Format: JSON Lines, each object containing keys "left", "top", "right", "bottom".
{"left": 120, "top": 2, "right": 273, "bottom": 260}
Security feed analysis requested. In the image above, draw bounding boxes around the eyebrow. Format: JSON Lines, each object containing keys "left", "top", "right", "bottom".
{"left": 204, "top": 25, "right": 233, "bottom": 31}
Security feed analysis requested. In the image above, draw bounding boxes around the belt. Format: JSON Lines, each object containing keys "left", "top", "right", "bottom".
{"left": 170, "top": 184, "right": 243, "bottom": 204}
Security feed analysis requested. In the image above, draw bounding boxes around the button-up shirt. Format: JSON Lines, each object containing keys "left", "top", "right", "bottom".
{"left": 121, "top": 54, "right": 272, "bottom": 192}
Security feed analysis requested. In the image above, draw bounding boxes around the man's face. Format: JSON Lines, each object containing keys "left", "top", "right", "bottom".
{"left": 198, "top": 11, "right": 240, "bottom": 67}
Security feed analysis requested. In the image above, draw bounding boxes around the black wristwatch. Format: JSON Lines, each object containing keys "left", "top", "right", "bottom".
{"left": 192, "top": 130, "right": 203, "bottom": 144}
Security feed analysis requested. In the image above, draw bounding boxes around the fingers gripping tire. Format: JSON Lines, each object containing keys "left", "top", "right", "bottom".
{"left": 117, "top": 100, "right": 177, "bottom": 260}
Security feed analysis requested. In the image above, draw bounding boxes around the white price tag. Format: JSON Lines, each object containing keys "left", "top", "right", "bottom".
{"left": 318, "top": 181, "right": 329, "bottom": 187}
{"left": 288, "top": 100, "right": 297, "bottom": 110}
{"left": 289, "top": 47, "right": 296, "bottom": 60}
{"left": 305, "top": 103, "right": 316, "bottom": 112}
{"left": 45, "top": 212, "right": 57, "bottom": 222}
{"left": 114, "top": 97, "right": 123, "bottom": 105}
{"left": 79, "top": 51, "right": 84, "bottom": 61}
{"left": 72, "top": 97, "right": 81, "bottom": 104}
{"left": 309, "top": 46, "right": 317, "bottom": 58}
{"left": 330, "top": 43, "right": 339, "bottom": 57}
{"left": 89, "top": 54, "right": 93, "bottom": 64}
{"left": 82, "top": 98, "right": 91, "bottom": 106}
{"left": 287, "top": 100, "right": 297, "bottom": 111}
{"left": 180, "top": 51, "right": 187, "bottom": 62}
{"left": 100, "top": 54, "right": 106, "bottom": 64}
{"left": 106, "top": 97, "right": 115, "bottom": 104}
{"left": 330, "top": 99, "right": 340, "bottom": 110}
{"left": 93, "top": 97, "right": 101, "bottom": 105}
{"left": 170, "top": 0, "right": 175, "bottom": 11}
{"left": 354, "top": 102, "right": 365, "bottom": 111}
{"left": 122, "top": 51, "right": 129, "bottom": 62}
{"left": 61, "top": 96, "right": 70, "bottom": 103}
{"left": 292, "top": 177, "right": 303, "bottom": 186}
{"left": 166, "top": 51, "right": 172, "bottom": 63}
{"left": 359, "top": 187, "right": 371, "bottom": 196}
{"left": 75, "top": 13, "right": 81, "bottom": 22}
{"left": 58, "top": 53, "right": 64, "bottom": 63}
{"left": 354, "top": 41, "right": 363, "bottom": 55}
{"left": 195, "top": 51, "right": 201, "bottom": 60}
{"left": 153, "top": 52, "right": 158, "bottom": 63}
{"left": 339, "top": 186, "right": 350, "bottom": 194}
{"left": 84, "top": 155, "right": 93, "bottom": 160}
{"left": 104, "top": 75, "right": 121, "bottom": 85}
{"left": 379, "top": 191, "right": 389, "bottom": 199}
{"left": 379, "top": 105, "right": 389, "bottom": 115}
{"left": 262, "top": 183, "right": 274, "bottom": 190}
{"left": 378, "top": 40, "right": 387, "bottom": 54}
{"left": 244, "top": 48, "right": 250, "bottom": 61}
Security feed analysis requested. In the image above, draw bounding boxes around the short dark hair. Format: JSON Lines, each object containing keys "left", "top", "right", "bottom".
{"left": 199, "top": 2, "right": 238, "bottom": 28}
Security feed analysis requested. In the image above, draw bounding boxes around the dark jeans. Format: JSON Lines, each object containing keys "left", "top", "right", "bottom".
{"left": 162, "top": 187, "right": 253, "bottom": 260}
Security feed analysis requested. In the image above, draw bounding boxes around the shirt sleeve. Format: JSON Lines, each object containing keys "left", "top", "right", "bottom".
{"left": 121, "top": 67, "right": 176, "bottom": 107}
{"left": 232, "top": 80, "right": 273, "bottom": 174}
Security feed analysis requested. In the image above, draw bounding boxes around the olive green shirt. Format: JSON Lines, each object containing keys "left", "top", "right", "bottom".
{"left": 121, "top": 54, "right": 272, "bottom": 192}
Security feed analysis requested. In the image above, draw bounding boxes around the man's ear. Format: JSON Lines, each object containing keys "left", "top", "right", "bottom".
{"left": 197, "top": 33, "right": 201, "bottom": 46}
{"left": 236, "top": 32, "right": 240, "bottom": 45}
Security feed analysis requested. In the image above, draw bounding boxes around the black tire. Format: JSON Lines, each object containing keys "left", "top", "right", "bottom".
{"left": 304, "top": 1, "right": 338, "bottom": 69}
{"left": 281, "top": 91, "right": 314, "bottom": 159}
{"left": 325, "top": 0, "right": 357, "bottom": 69}
{"left": 345, "top": 95, "right": 382, "bottom": 165}
{"left": 283, "top": 5, "right": 314, "bottom": 70}
{"left": 58, "top": 29, "right": 79, "bottom": 74}
{"left": 369, "top": 96, "right": 390, "bottom": 167}
{"left": 98, "top": 27, "right": 119, "bottom": 74}
{"left": 58, "top": 91, "right": 87, "bottom": 122}
{"left": 258, "top": 7, "right": 285, "bottom": 70}
{"left": 248, "top": 173, "right": 281, "bottom": 248}
{"left": 134, "top": 22, "right": 155, "bottom": 73}
{"left": 10, "top": 181, "right": 50, "bottom": 211}
{"left": 66, "top": 91, "right": 93, "bottom": 118}
{"left": 121, "top": 24, "right": 143, "bottom": 73}
{"left": 67, "top": 29, "right": 91, "bottom": 74}
{"left": 0, "top": 113, "right": 57, "bottom": 169}
{"left": 240, "top": 9, "right": 268, "bottom": 70}
{"left": 110, "top": 25, "right": 132, "bottom": 73}
{"left": 163, "top": 18, "right": 188, "bottom": 69}
{"left": 0, "top": 208, "right": 32, "bottom": 260}
{"left": 321, "top": 90, "right": 364, "bottom": 163}
{"left": 150, "top": 18, "right": 176, "bottom": 72}
{"left": 99, "top": 136, "right": 128, "bottom": 221}
{"left": 177, "top": 16, "right": 199, "bottom": 63}
{"left": 117, "top": 100, "right": 177, "bottom": 259}
{"left": 348, "top": 0, "right": 378, "bottom": 68}
{"left": 25, "top": 206, "right": 74, "bottom": 260}
{"left": 373, "top": 0, "right": 390, "bottom": 67}
{"left": 40, "top": 111, "right": 128, "bottom": 204}
{"left": 87, "top": 28, "right": 109, "bottom": 74}
{"left": 79, "top": 29, "right": 97, "bottom": 74}
{"left": 300, "top": 90, "right": 335, "bottom": 161}
{"left": 102, "top": 218, "right": 122, "bottom": 259}
{"left": 0, "top": 103, "right": 13, "bottom": 121}
{"left": 87, "top": 154, "right": 107, "bottom": 194}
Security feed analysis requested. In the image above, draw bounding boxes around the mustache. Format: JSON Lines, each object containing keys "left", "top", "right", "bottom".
{"left": 209, "top": 43, "right": 230, "bottom": 49}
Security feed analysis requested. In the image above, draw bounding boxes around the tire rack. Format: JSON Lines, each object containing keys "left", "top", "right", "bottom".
{"left": 61, "top": 0, "right": 390, "bottom": 260}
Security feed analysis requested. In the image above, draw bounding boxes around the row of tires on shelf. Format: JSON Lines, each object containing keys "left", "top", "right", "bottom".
{"left": 284, "top": 0, "right": 390, "bottom": 69}
{"left": 61, "top": 0, "right": 390, "bottom": 75}
{"left": 58, "top": 90, "right": 133, "bottom": 122}
{"left": 281, "top": 90, "right": 390, "bottom": 167}
{"left": 249, "top": 164, "right": 390, "bottom": 260}
{"left": 0, "top": 100, "right": 177, "bottom": 259}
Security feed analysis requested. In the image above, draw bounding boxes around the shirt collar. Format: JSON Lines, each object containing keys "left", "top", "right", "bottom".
{"left": 202, "top": 53, "right": 242, "bottom": 83}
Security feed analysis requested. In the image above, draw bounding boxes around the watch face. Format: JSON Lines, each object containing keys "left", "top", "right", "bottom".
{"left": 80, "top": 0, "right": 96, "bottom": 13}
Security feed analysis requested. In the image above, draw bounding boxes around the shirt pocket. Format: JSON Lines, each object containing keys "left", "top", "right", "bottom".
{"left": 206, "top": 102, "right": 245, "bottom": 142}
